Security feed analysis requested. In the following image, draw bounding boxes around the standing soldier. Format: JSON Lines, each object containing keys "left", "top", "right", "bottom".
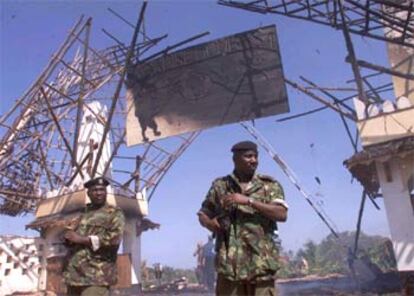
{"left": 63, "top": 177, "right": 125, "bottom": 296}
{"left": 197, "top": 141, "right": 288, "bottom": 295}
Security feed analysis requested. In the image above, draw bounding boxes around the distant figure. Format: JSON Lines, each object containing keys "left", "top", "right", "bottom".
{"left": 202, "top": 236, "right": 216, "bottom": 291}
{"left": 141, "top": 260, "right": 150, "bottom": 283}
{"left": 197, "top": 141, "right": 288, "bottom": 295}
{"left": 297, "top": 257, "right": 309, "bottom": 275}
{"left": 193, "top": 241, "right": 204, "bottom": 285}
{"left": 63, "top": 177, "right": 125, "bottom": 296}
{"left": 154, "top": 263, "right": 163, "bottom": 287}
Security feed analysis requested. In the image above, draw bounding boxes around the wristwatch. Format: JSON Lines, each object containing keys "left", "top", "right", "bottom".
{"left": 247, "top": 198, "right": 255, "bottom": 207}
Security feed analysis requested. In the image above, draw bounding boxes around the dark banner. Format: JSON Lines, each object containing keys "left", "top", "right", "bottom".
{"left": 126, "top": 25, "right": 289, "bottom": 145}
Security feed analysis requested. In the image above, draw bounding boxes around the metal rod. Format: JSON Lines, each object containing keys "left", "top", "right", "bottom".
{"left": 300, "top": 76, "right": 356, "bottom": 114}
{"left": 37, "top": 141, "right": 55, "bottom": 190}
{"left": 374, "top": 0, "right": 414, "bottom": 10}
{"left": 108, "top": 7, "right": 136, "bottom": 29}
{"left": 362, "top": 77, "right": 383, "bottom": 103}
{"left": 285, "top": 79, "right": 356, "bottom": 121}
{"left": 0, "top": 16, "right": 85, "bottom": 125}
{"left": 70, "top": 31, "right": 117, "bottom": 71}
{"left": 0, "top": 189, "right": 41, "bottom": 199}
{"left": 40, "top": 87, "right": 84, "bottom": 179}
{"left": 353, "top": 189, "right": 366, "bottom": 255}
{"left": 65, "top": 152, "right": 92, "bottom": 187}
{"left": 277, "top": 81, "right": 392, "bottom": 122}
{"left": 102, "top": 28, "right": 129, "bottom": 53}
{"left": 338, "top": 0, "right": 368, "bottom": 105}
{"left": 217, "top": 0, "right": 414, "bottom": 48}
{"left": 140, "top": 31, "right": 210, "bottom": 64}
{"left": 59, "top": 59, "right": 97, "bottom": 88}
{"left": 345, "top": 0, "right": 414, "bottom": 34}
{"left": 299, "top": 77, "right": 358, "bottom": 152}
{"left": 73, "top": 18, "right": 92, "bottom": 167}
{"left": 363, "top": 0, "right": 371, "bottom": 33}
{"left": 241, "top": 122, "right": 339, "bottom": 238}
{"left": 0, "top": 17, "right": 87, "bottom": 156}
{"left": 400, "top": 1, "right": 413, "bottom": 43}
{"left": 350, "top": 58, "right": 414, "bottom": 80}
{"left": 92, "top": 0, "right": 148, "bottom": 177}
{"left": 102, "top": 130, "right": 126, "bottom": 176}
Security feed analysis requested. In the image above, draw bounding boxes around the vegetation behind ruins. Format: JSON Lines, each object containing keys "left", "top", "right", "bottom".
{"left": 277, "top": 231, "right": 397, "bottom": 278}
{"left": 140, "top": 231, "right": 396, "bottom": 288}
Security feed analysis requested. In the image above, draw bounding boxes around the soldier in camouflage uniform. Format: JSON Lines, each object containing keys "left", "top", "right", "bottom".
{"left": 63, "top": 177, "right": 125, "bottom": 296}
{"left": 198, "top": 141, "right": 288, "bottom": 296}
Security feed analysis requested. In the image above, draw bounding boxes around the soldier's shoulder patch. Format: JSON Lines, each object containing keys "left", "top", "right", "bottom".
{"left": 257, "top": 174, "right": 276, "bottom": 182}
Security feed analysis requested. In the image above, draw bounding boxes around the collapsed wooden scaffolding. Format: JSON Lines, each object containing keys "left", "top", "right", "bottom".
{"left": 0, "top": 2, "right": 207, "bottom": 216}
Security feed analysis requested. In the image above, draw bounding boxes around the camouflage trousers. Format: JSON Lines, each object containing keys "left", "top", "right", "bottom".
{"left": 67, "top": 285, "right": 109, "bottom": 296}
{"left": 216, "top": 274, "right": 277, "bottom": 296}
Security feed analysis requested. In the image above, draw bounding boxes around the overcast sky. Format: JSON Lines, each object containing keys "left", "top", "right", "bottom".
{"left": 0, "top": 0, "right": 392, "bottom": 268}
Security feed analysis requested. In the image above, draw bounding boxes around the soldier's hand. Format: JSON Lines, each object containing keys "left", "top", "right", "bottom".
{"left": 64, "top": 230, "right": 87, "bottom": 245}
{"left": 198, "top": 212, "right": 221, "bottom": 233}
{"left": 222, "top": 193, "right": 248, "bottom": 208}
{"left": 209, "top": 217, "right": 221, "bottom": 233}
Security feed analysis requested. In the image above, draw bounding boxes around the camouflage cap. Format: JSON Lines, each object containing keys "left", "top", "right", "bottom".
{"left": 231, "top": 141, "right": 258, "bottom": 153}
{"left": 84, "top": 177, "right": 110, "bottom": 188}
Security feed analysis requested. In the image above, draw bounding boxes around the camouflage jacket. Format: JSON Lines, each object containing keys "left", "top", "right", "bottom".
{"left": 63, "top": 203, "right": 125, "bottom": 286}
{"left": 199, "top": 173, "right": 286, "bottom": 282}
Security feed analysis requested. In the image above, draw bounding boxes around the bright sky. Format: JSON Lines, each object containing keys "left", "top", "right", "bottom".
{"left": 0, "top": 0, "right": 392, "bottom": 269}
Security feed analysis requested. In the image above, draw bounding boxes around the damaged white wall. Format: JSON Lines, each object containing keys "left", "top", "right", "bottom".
{"left": 0, "top": 236, "right": 46, "bottom": 296}
{"left": 354, "top": 96, "right": 414, "bottom": 271}
{"left": 376, "top": 154, "right": 414, "bottom": 271}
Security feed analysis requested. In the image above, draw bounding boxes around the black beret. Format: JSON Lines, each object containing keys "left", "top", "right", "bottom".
{"left": 84, "top": 177, "right": 110, "bottom": 188}
{"left": 231, "top": 141, "right": 258, "bottom": 153}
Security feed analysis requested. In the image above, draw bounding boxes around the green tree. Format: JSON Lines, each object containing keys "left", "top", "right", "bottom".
{"left": 278, "top": 231, "right": 397, "bottom": 278}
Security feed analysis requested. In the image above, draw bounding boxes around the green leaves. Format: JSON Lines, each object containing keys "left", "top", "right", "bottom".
{"left": 277, "top": 231, "right": 396, "bottom": 278}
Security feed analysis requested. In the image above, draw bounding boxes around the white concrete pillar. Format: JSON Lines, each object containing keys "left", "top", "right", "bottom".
{"left": 71, "top": 101, "right": 113, "bottom": 191}
{"left": 376, "top": 154, "right": 414, "bottom": 271}
{"left": 123, "top": 217, "right": 141, "bottom": 285}
{"left": 37, "top": 254, "right": 48, "bottom": 291}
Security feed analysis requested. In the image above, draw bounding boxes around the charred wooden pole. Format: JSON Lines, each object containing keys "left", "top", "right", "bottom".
{"left": 217, "top": 0, "right": 414, "bottom": 48}
{"left": 349, "top": 58, "right": 414, "bottom": 80}
{"left": 139, "top": 31, "right": 210, "bottom": 64}
{"left": 353, "top": 189, "right": 367, "bottom": 255}
{"left": 0, "top": 17, "right": 88, "bottom": 159}
{"left": 285, "top": 79, "right": 357, "bottom": 121}
{"left": 91, "top": 0, "right": 148, "bottom": 177}
{"left": 338, "top": 0, "right": 368, "bottom": 106}
{"left": 0, "top": 16, "right": 85, "bottom": 126}
{"left": 241, "top": 122, "right": 340, "bottom": 238}
{"left": 72, "top": 18, "right": 92, "bottom": 167}
{"left": 299, "top": 76, "right": 358, "bottom": 152}
{"left": 40, "top": 87, "right": 84, "bottom": 178}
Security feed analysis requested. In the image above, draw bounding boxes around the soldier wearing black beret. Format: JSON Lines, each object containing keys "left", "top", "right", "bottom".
{"left": 63, "top": 176, "right": 125, "bottom": 295}
{"left": 230, "top": 140, "right": 258, "bottom": 153}
{"left": 198, "top": 140, "right": 288, "bottom": 295}
{"left": 83, "top": 177, "right": 110, "bottom": 189}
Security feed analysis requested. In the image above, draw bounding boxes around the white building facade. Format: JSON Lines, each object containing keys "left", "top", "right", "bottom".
{"left": 0, "top": 236, "right": 46, "bottom": 296}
